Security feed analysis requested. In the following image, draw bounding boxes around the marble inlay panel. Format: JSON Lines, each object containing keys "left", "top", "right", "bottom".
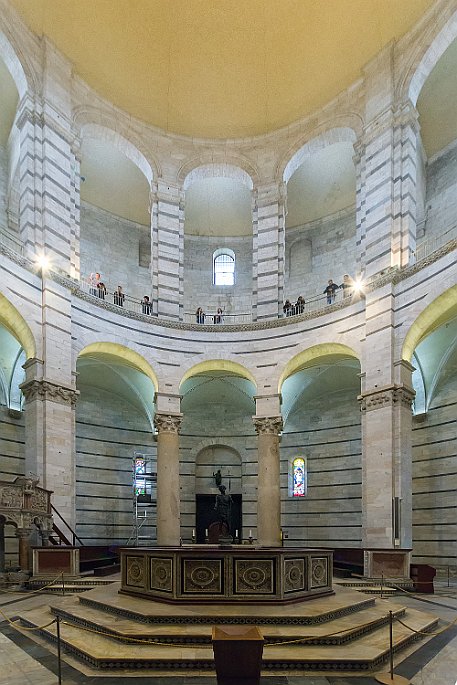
{"left": 234, "top": 558, "right": 274, "bottom": 594}
{"left": 310, "top": 556, "right": 328, "bottom": 589}
{"left": 150, "top": 557, "right": 173, "bottom": 592}
{"left": 284, "top": 557, "right": 306, "bottom": 592}
{"left": 182, "top": 558, "right": 223, "bottom": 594}
{"left": 126, "top": 555, "right": 146, "bottom": 588}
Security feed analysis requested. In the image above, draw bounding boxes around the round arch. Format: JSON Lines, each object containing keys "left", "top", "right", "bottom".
{"left": 180, "top": 359, "right": 257, "bottom": 389}
{"left": 0, "top": 28, "right": 33, "bottom": 100}
{"left": 78, "top": 120, "right": 156, "bottom": 184}
{"left": 278, "top": 342, "right": 360, "bottom": 392}
{"left": 404, "top": 8, "right": 457, "bottom": 106}
{"left": 402, "top": 285, "right": 457, "bottom": 363}
{"left": 0, "top": 291, "right": 36, "bottom": 359}
{"left": 179, "top": 159, "right": 257, "bottom": 190}
{"left": 279, "top": 123, "right": 360, "bottom": 184}
{"left": 78, "top": 342, "right": 158, "bottom": 391}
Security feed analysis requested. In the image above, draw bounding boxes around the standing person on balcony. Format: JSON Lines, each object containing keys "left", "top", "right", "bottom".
{"left": 142, "top": 295, "right": 152, "bottom": 315}
{"left": 283, "top": 299, "right": 293, "bottom": 316}
{"left": 296, "top": 295, "right": 305, "bottom": 314}
{"left": 113, "top": 285, "right": 125, "bottom": 307}
{"left": 339, "top": 274, "right": 354, "bottom": 299}
{"left": 213, "top": 307, "right": 223, "bottom": 324}
{"left": 88, "top": 272, "right": 100, "bottom": 296}
{"left": 196, "top": 307, "right": 205, "bottom": 324}
{"left": 97, "top": 281, "right": 107, "bottom": 300}
{"left": 323, "top": 279, "right": 338, "bottom": 304}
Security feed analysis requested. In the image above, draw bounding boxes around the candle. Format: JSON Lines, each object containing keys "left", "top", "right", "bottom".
{"left": 235, "top": 529, "right": 238, "bottom": 538}
{"left": 205, "top": 529, "right": 208, "bottom": 536}
{"left": 249, "top": 529, "right": 252, "bottom": 538}
{"left": 192, "top": 528, "right": 196, "bottom": 538}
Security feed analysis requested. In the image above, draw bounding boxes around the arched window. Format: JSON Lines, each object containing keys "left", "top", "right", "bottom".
{"left": 213, "top": 249, "right": 235, "bottom": 286}
{"left": 291, "top": 457, "right": 307, "bottom": 497}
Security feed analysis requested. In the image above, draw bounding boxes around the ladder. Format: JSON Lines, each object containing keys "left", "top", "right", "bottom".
{"left": 126, "top": 453, "right": 157, "bottom": 545}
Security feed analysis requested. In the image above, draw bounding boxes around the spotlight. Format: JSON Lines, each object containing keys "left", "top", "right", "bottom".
{"left": 353, "top": 278, "right": 364, "bottom": 293}
{"left": 36, "top": 254, "right": 50, "bottom": 272}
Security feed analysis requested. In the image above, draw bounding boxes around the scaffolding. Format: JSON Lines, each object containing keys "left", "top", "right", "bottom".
{"left": 127, "top": 453, "right": 157, "bottom": 546}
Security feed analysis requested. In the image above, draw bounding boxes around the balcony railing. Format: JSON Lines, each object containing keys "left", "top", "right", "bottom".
{"left": 414, "top": 223, "right": 457, "bottom": 262}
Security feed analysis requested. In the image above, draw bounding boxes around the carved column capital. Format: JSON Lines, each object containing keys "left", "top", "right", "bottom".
{"left": 252, "top": 415, "right": 283, "bottom": 435}
{"left": 20, "top": 379, "right": 79, "bottom": 407}
{"left": 358, "top": 384, "right": 415, "bottom": 412}
{"left": 154, "top": 413, "right": 183, "bottom": 434}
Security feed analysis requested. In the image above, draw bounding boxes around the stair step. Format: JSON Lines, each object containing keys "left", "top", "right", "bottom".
{"left": 18, "top": 605, "right": 438, "bottom": 673}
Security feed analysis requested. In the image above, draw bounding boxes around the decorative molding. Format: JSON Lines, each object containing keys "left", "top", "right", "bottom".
{"left": 253, "top": 415, "right": 283, "bottom": 435}
{"left": 153, "top": 413, "right": 183, "bottom": 434}
{"left": 358, "top": 384, "right": 415, "bottom": 412}
{"left": 20, "top": 379, "right": 79, "bottom": 406}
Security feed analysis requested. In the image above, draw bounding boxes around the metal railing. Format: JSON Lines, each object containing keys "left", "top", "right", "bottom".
{"left": 414, "top": 223, "right": 457, "bottom": 262}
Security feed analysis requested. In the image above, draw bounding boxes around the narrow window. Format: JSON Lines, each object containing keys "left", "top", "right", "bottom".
{"left": 291, "top": 457, "right": 306, "bottom": 497}
{"left": 213, "top": 250, "right": 235, "bottom": 286}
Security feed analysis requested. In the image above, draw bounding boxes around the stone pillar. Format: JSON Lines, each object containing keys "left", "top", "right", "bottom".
{"left": 252, "top": 182, "right": 285, "bottom": 321}
{"left": 151, "top": 180, "right": 184, "bottom": 319}
{"left": 154, "top": 412, "right": 183, "bottom": 546}
{"left": 21, "top": 355, "right": 78, "bottom": 529}
{"left": 16, "top": 528, "right": 32, "bottom": 571}
{"left": 0, "top": 519, "right": 4, "bottom": 573}
{"left": 359, "top": 283, "right": 415, "bottom": 555}
{"left": 357, "top": 44, "right": 419, "bottom": 278}
{"left": 253, "top": 415, "right": 283, "bottom": 547}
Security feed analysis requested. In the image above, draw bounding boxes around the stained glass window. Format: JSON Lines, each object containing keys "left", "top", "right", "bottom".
{"left": 292, "top": 457, "right": 306, "bottom": 497}
{"left": 134, "top": 458, "right": 146, "bottom": 495}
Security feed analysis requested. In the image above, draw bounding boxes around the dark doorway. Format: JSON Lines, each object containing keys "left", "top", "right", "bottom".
{"left": 195, "top": 494, "right": 242, "bottom": 544}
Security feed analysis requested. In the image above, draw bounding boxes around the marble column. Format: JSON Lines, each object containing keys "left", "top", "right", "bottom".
{"left": 16, "top": 528, "right": 32, "bottom": 571}
{"left": 154, "top": 413, "right": 183, "bottom": 546}
{"left": 253, "top": 415, "right": 283, "bottom": 547}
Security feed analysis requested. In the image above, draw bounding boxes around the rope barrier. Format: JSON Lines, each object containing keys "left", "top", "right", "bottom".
{"left": 0, "top": 572, "right": 65, "bottom": 596}
{"left": 0, "top": 606, "right": 57, "bottom": 631}
{"left": 394, "top": 613, "right": 457, "bottom": 637}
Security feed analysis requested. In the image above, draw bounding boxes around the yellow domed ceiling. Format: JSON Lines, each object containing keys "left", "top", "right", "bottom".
{"left": 11, "top": 0, "right": 434, "bottom": 139}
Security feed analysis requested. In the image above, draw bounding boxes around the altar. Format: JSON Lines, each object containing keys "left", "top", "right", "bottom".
{"left": 119, "top": 546, "right": 333, "bottom": 604}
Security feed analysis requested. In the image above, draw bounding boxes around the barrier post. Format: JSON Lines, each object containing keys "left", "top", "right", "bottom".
{"left": 375, "top": 611, "right": 410, "bottom": 685}
{"left": 56, "top": 616, "right": 62, "bottom": 685}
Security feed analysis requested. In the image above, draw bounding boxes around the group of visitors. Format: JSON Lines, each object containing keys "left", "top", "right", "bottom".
{"left": 283, "top": 295, "right": 305, "bottom": 317}
{"left": 196, "top": 307, "right": 224, "bottom": 324}
{"left": 283, "top": 275, "right": 357, "bottom": 316}
{"left": 323, "top": 275, "right": 354, "bottom": 304}
{"left": 88, "top": 273, "right": 152, "bottom": 314}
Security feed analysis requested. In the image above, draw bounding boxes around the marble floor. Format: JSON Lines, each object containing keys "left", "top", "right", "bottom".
{"left": 0, "top": 578, "right": 456, "bottom": 685}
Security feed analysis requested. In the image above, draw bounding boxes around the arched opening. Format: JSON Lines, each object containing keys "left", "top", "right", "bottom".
{"left": 180, "top": 364, "right": 256, "bottom": 541}
{"left": 0, "top": 52, "right": 19, "bottom": 250}
{"left": 79, "top": 129, "right": 152, "bottom": 303}
{"left": 183, "top": 164, "right": 253, "bottom": 319}
{"left": 408, "top": 308, "right": 457, "bottom": 569}
{"left": 280, "top": 346, "right": 361, "bottom": 547}
{"left": 415, "top": 34, "right": 457, "bottom": 256}
{"left": 283, "top": 133, "right": 357, "bottom": 308}
{"left": 75, "top": 345, "right": 157, "bottom": 546}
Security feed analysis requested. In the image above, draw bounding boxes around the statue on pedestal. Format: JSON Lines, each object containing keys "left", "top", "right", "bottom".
{"left": 209, "top": 484, "right": 233, "bottom": 543}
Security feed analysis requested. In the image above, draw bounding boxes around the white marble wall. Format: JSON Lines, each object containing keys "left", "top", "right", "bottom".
{"left": 425, "top": 140, "right": 457, "bottom": 240}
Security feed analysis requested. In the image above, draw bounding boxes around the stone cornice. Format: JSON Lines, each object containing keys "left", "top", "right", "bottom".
{"left": 253, "top": 415, "right": 283, "bottom": 435}
{"left": 358, "top": 384, "right": 415, "bottom": 412}
{"left": 154, "top": 413, "right": 183, "bottom": 434}
{"left": 20, "top": 379, "right": 79, "bottom": 406}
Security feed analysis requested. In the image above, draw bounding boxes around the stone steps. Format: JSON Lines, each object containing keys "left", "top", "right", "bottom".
{"left": 16, "top": 582, "right": 439, "bottom": 675}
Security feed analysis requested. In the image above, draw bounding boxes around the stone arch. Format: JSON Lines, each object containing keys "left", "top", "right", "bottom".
{"left": 78, "top": 341, "right": 158, "bottom": 391}
{"left": 402, "top": 284, "right": 457, "bottom": 363}
{"left": 278, "top": 342, "right": 360, "bottom": 392}
{"left": 195, "top": 443, "right": 242, "bottom": 494}
{"left": 279, "top": 123, "right": 360, "bottom": 184}
{"left": 78, "top": 122, "right": 155, "bottom": 185}
{"left": 0, "top": 291, "right": 36, "bottom": 359}
{"left": 179, "top": 357, "right": 257, "bottom": 389}
{"left": 179, "top": 158, "right": 257, "bottom": 190}
{"left": 0, "top": 27, "right": 35, "bottom": 100}
{"left": 403, "top": 7, "right": 457, "bottom": 106}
